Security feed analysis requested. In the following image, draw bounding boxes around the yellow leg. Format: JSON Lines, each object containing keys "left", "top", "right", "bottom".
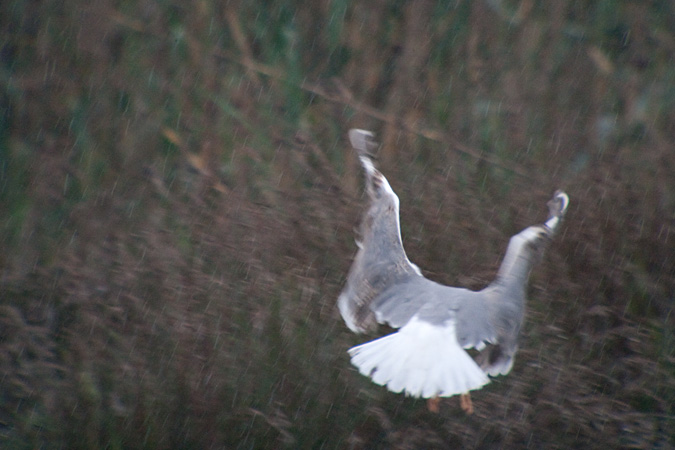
{"left": 426, "top": 396, "right": 440, "bottom": 413}
{"left": 460, "top": 392, "right": 474, "bottom": 415}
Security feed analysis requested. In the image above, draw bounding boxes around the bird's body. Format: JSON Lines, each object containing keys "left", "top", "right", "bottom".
{"left": 338, "top": 129, "right": 569, "bottom": 405}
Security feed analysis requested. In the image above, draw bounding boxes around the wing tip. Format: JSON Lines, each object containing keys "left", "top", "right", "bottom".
{"left": 348, "top": 129, "right": 377, "bottom": 154}
{"left": 348, "top": 129, "right": 379, "bottom": 174}
{"left": 545, "top": 190, "right": 570, "bottom": 232}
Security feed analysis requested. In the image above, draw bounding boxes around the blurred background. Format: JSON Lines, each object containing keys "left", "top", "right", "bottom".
{"left": 1, "top": 0, "right": 674, "bottom": 448}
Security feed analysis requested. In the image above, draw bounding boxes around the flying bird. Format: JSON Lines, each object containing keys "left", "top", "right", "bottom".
{"left": 338, "top": 129, "right": 569, "bottom": 413}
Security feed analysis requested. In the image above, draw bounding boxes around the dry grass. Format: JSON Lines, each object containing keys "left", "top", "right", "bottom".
{"left": 1, "top": 0, "right": 674, "bottom": 448}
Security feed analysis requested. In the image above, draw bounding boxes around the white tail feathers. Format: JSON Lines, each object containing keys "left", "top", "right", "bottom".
{"left": 348, "top": 316, "right": 490, "bottom": 398}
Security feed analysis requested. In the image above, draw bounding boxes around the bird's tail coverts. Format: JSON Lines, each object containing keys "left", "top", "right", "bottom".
{"left": 348, "top": 316, "right": 489, "bottom": 398}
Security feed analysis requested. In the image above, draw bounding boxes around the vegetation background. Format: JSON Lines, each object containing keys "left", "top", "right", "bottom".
{"left": 1, "top": 0, "right": 674, "bottom": 448}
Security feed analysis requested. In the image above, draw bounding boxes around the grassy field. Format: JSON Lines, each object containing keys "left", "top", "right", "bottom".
{"left": 1, "top": 0, "right": 674, "bottom": 448}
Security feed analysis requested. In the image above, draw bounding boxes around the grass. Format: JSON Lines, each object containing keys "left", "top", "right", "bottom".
{"left": 1, "top": 0, "right": 674, "bottom": 448}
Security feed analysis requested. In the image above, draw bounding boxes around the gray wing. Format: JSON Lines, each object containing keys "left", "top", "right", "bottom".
{"left": 337, "top": 130, "right": 422, "bottom": 332}
{"left": 477, "top": 190, "right": 570, "bottom": 376}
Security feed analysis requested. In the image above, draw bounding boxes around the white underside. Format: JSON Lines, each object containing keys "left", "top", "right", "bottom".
{"left": 348, "top": 316, "right": 490, "bottom": 398}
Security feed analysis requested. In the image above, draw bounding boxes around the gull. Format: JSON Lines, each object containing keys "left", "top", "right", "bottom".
{"left": 338, "top": 129, "right": 569, "bottom": 413}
